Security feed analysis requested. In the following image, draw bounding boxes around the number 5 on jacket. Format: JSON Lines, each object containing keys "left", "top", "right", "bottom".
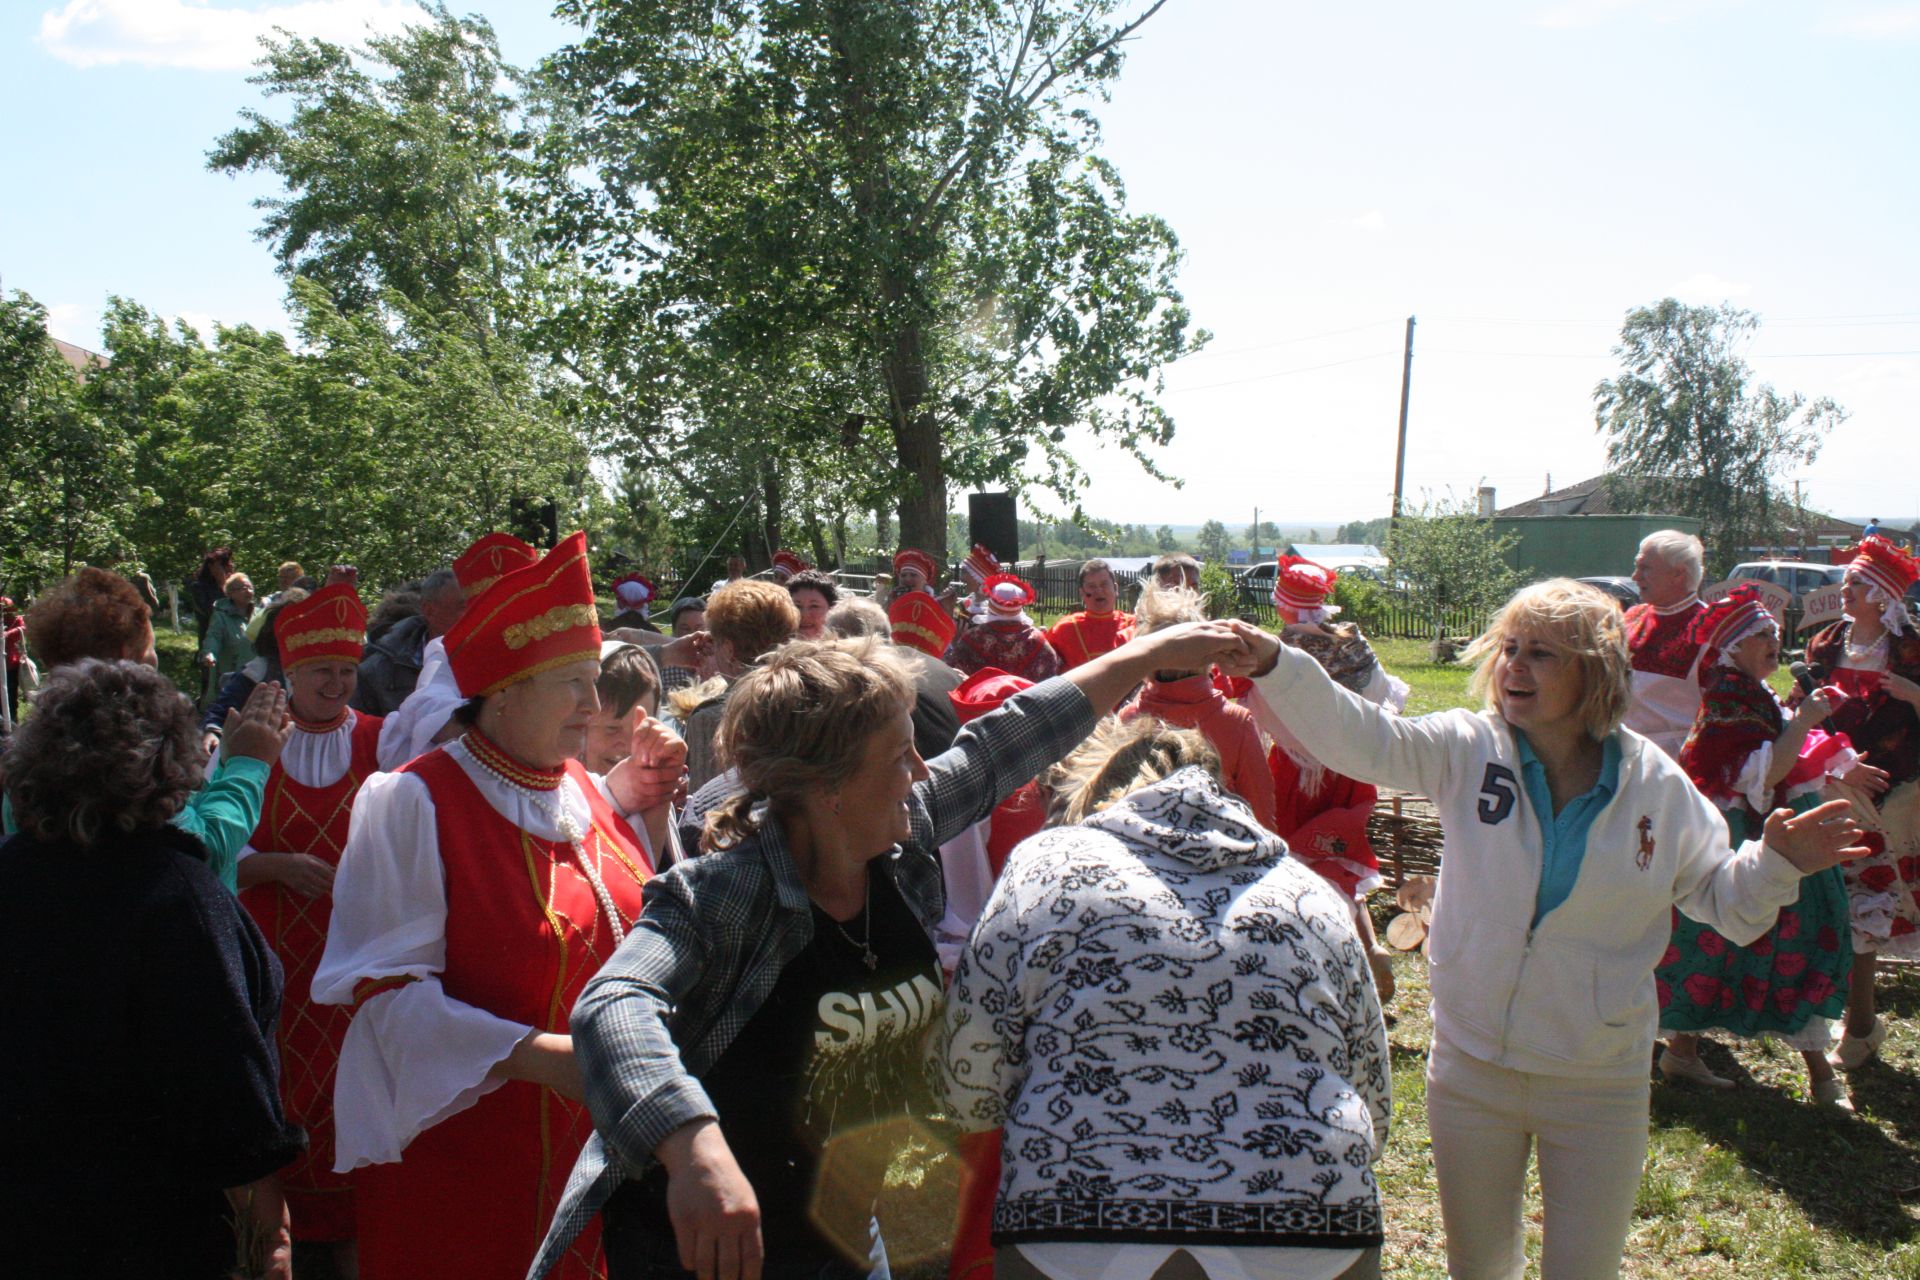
{"left": 1478, "top": 763, "right": 1518, "bottom": 825}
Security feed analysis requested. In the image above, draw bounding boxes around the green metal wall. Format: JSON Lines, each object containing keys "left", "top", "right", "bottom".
{"left": 1492, "top": 514, "right": 1704, "bottom": 581}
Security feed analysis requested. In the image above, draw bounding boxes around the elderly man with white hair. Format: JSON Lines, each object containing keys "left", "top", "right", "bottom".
{"left": 1622, "top": 529, "right": 1709, "bottom": 757}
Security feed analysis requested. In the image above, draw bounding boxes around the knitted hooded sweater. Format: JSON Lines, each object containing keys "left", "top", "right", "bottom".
{"left": 937, "top": 767, "right": 1389, "bottom": 1251}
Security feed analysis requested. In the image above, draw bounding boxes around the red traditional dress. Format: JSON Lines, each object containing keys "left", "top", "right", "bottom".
{"left": 945, "top": 574, "right": 1061, "bottom": 680}
{"left": 1623, "top": 596, "right": 1708, "bottom": 757}
{"left": 1122, "top": 675, "right": 1278, "bottom": 832}
{"left": 1043, "top": 609, "right": 1135, "bottom": 671}
{"left": 1242, "top": 626, "right": 1406, "bottom": 900}
{"left": 1805, "top": 614, "right": 1920, "bottom": 957}
{"left": 314, "top": 533, "right": 659, "bottom": 1280}
{"left": 1656, "top": 589, "right": 1857, "bottom": 1044}
{"left": 936, "top": 670, "right": 1049, "bottom": 1280}
{"left": 238, "top": 708, "right": 383, "bottom": 1240}
{"left": 232, "top": 581, "right": 382, "bottom": 1241}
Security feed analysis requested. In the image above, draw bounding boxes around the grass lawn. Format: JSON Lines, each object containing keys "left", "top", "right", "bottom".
{"left": 1365, "top": 638, "right": 1920, "bottom": 1277}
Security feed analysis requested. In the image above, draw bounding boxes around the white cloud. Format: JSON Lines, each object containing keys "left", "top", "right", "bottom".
{"left": 172, "top": 310, "right": 221, "bottom": 340}
{"left": 1669, "top": 271, "right": 1752, "bottom": 302}
{"left": 43, "top": 301, "right": 94, "bottom": 346}
{"left": 1817, "top": 3, "right": 1920, "bottom": 37}
{"left": 1351, "top": 209, "right": 1387, "bottom": 233}
{"left": 38, "top": 0, "right": 422, "bottom": 72}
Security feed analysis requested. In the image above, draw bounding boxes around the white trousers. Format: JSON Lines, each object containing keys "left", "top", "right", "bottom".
{"left": 1425, "top": 1036, "right": 1651, "bottom": 1280}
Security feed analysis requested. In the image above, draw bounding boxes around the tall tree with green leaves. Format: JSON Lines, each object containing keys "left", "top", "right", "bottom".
{"left": 1594, "top": 299, "right": 1846, "bottom": 574}
{"left": 538, "top": 0, "right": 1203, "bottom": 556}
{"left": 1194, "top": 519, "right": 1230, "bottom": 564}
{"left": 0, "top": 291, "right": 139, "bottom": 591}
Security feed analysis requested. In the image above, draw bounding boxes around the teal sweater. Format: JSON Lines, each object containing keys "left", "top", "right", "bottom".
{"left": 2, "top": 756, "right": 269, "bottom": 893}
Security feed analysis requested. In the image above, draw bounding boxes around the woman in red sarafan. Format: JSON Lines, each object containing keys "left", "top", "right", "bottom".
{"left": 312, "top": 533, "right": 683, "bottom": 1280}
{"left": 233, "top": 582, "right": 381, "bottom": 1263}
{"left": 1653, "top": 586, "right": 1879, "bottom": 1104}
{"left": 1237, "top": 557, "right": 1407, "bottom": 996}
{"left": 1800, "top": 535, "right": 1920, "bottom": 1071}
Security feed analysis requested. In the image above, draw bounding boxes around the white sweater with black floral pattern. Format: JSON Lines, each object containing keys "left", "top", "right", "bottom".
{"left": 936, "top": 767, "right": 1390, "bottom": 1250}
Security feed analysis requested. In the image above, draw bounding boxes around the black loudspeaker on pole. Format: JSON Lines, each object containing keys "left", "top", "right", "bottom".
{"left": 967, "top": 492, "right": 1019, "bottom": 567}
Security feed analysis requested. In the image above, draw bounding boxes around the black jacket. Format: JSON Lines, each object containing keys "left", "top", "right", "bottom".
{"left": 353, "top": 613, "right": 429, "bottom": 716}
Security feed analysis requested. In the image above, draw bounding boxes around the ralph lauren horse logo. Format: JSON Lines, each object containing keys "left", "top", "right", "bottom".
{"left": 1636, "top": 816, "right": 1655, "bottom": 870}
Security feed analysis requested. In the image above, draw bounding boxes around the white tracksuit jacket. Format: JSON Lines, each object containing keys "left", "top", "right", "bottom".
{"left": 1252, "top": 643, "right": 1807, "bottom": 1079}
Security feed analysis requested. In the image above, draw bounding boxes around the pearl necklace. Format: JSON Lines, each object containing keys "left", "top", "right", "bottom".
{"left": 455, "top": 738, "right": 627, "bottom": 946}
{"left": 1845, "top": 627, "right": 1889, "bottom": 666}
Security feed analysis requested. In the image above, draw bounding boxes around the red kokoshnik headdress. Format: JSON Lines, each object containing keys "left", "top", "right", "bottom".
{"left": 453, "top": 532, "right": 539, "bottom": 600}
{"left": 276, "top": 582, "right": 368, "bottom": 669}
{"left": 446, "top": 531, "right": 603, "bottom": 698}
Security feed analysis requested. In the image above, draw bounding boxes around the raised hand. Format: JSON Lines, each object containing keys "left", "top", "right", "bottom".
{"left": 659, "top": 630, "right": 715, "bottom": 672}
{"left": 221, "top": 682, "right": 293, "bottom": 766}
{"left": 1763, "top": 798, "right": 1868, "bottom": 874}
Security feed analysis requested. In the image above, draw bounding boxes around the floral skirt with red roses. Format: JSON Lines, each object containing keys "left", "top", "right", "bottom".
{"left": 1657, "top": 802, "right": 1853, "bottom": 1042}
{"left": 1830, "top": 776, "right": 1920, "bottom": 960}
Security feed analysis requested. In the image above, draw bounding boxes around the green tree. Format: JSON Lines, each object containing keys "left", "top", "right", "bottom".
{"left": 540, "top": 0, "right": 1204, "bottom": 556}
{"left": 0, "top": 291, "right": 136, "bottom": 591}
{"left": 1195, "top": 519, "right": 1230, "bottom": 565}
{"left": 1336, "top": 517, "right": 1390, "bottom": 547}
{"left": 1155, "top": 524, "right": 1179, "bottom": 552}
{"left": 1595, "top": 300, "right": 1845, "bottom": 574}
{"left": 1385, "top": 494, "right": 1520, "bottom": 649}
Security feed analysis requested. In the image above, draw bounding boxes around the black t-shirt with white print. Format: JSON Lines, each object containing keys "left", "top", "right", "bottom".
{"left": 605, "top": 862, "right": 942, "bottom": 1271}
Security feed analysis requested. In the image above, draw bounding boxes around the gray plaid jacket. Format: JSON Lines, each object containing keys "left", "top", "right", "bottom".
{"left": 528, "top": 677, "right": 1096, "bottom": 1276}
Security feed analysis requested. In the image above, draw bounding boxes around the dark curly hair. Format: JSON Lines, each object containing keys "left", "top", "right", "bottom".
{"left": 23, "top": 568, "right": 152, "bottom": 670}
{"left": 4, "top": 660, "right": 204, "bottom": 848}
{"left": 786, "top": 569, "right": 840, "bottom": 608}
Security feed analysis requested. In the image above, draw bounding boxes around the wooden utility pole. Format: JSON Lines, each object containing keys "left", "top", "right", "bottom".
{"left": 1391, "top": 315, "right": 1416, "bottom": 520}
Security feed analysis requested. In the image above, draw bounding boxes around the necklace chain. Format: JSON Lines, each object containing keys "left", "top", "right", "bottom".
{"left": 825, "top": 872, "right": 878, "bottom": 972}
{"left": 455, "top": 738, "right": 627, "bottom": 946}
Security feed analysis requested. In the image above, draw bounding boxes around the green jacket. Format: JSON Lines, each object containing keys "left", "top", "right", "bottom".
{"left": 198, "top": 598, "right": 256, "bottom": 684}
{"left": 1, "top": 755, "right": 268, "bottom": 893}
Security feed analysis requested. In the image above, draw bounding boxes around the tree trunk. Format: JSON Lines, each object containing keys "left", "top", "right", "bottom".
{"left": 873, "top": 501, "right": 892, "bottom": 554}
{"left": 885, "top": 319, "right": 948, "bottom": 559}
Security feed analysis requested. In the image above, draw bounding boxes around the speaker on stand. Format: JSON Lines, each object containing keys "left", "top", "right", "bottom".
{"left": 966, "top": 491, "right": 1019, "bottom": 568}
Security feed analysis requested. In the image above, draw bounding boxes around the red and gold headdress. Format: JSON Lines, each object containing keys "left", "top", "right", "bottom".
{"left": 949, "top": 667, "right": 1033, "bottom": 724}
{"left": 453, "top": 532, "right": 539, "bottom": 600}
{"left": 889, "top": 592, "right": 957, "bottom": 657}
{"left": 446, "top": 531, "right": 602, "bottom": 698}
{"left": 961, "top": 544, "right": 1000, "bottom": 590}
{"left": 893, "top": 547, "right": 939, "bottom": 584}
{"left": 770, "top": 550, "right": 810, "bottom": 581}
{"left": 276, "top": 582, "right": 367, "bottom": 669}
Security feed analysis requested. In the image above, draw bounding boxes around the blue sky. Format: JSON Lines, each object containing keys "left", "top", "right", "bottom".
{"left": 5, "top": 0, "right": 1917, "bottom": 530}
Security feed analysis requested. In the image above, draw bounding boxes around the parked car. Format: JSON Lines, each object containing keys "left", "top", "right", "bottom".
{"left": 1575, "top": 576, "right": 1640, "bottom": 606}
{"left": 1728, "top": 560, "right": 1845, "bottom": 599}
